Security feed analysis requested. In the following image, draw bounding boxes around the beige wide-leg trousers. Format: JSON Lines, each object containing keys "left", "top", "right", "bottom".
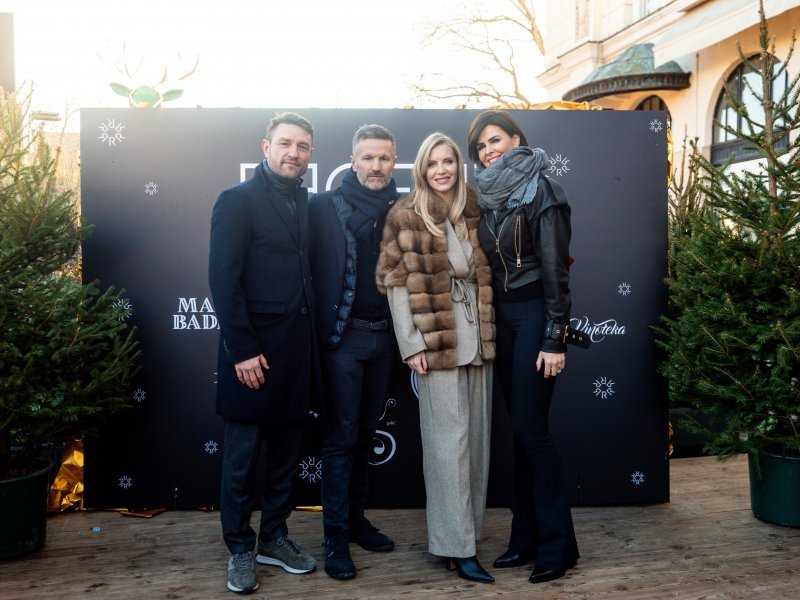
{"left": 416, "top": 363, "right": 492, "bottom": 557}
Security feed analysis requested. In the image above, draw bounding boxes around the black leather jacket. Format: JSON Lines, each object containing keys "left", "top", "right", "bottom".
{"left": 478, "top": 174, "right": 572, "bottom": 353}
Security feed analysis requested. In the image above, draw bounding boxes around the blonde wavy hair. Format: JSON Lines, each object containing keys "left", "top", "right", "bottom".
{"left": 410, "top": 132, "right": 468, "bottom": 240}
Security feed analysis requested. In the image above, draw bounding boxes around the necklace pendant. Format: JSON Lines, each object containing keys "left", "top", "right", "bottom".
{"left": 516, "top": 257, "right": 522, "bottom": 267}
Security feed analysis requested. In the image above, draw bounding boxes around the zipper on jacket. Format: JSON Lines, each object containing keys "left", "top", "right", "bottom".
{"left": 484, "top": 213, "right": 511, "bottom": 292}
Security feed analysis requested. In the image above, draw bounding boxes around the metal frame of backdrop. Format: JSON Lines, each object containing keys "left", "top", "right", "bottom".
{"left": 80, "top": 108, "right": 669, "bottom": 509}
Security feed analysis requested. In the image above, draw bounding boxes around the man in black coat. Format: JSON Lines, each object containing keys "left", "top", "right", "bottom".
{"left": 209, "top": 112, "right": 319, "bottom": 595}
{"left": 309, "top": 124, "right": 400, "bottom": 580}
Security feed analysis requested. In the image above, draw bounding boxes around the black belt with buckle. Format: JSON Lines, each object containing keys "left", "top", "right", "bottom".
{"left": 346, "top": 317, "right": 389, "bottom": 331}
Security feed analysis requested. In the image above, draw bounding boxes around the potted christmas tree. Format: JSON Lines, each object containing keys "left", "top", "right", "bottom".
{"left": 658, "top": 3, "right": 800, "bottom": 525}
{"left": 0, "top": 88, "right": 140, "bottom": 558}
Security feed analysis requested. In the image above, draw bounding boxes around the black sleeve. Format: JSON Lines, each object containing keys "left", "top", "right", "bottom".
{"left": 536, "top": 179, "right": 572, "bottom": 353}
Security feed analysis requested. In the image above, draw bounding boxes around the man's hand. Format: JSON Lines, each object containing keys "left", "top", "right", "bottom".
{"left": 235, "top": 354, "right": 269, "bottom": 389}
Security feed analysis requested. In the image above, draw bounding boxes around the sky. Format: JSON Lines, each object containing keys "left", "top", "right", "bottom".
{"left": 0, "top": 0, "right": 546, "bottom": 129}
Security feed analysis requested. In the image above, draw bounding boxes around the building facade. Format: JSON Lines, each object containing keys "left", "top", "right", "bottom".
{"left": 537, "top": 0, "right": 800, "bottom": 166}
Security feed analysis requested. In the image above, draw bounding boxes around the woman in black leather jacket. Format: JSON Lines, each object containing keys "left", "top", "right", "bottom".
{"left": 467, "top": 110, "right": 579, "bottom": 584}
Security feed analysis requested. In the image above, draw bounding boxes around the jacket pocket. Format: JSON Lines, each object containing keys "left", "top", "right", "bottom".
{"left": 246, "top": 300, "right": 286, "bottom": 315}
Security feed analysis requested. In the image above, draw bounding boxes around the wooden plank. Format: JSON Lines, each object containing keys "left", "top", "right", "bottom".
{"left": 1, "top": 455, "right": 800, "bottom": 599}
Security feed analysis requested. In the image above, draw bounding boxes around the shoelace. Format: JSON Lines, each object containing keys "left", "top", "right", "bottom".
{"left": 233, "top": 551, "right": 254, "bottom": 569}
{"left": 277, "top": 536, "right": 302, "bottom": 554}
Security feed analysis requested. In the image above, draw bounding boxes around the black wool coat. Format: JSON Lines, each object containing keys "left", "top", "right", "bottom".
{"left": 208, "top": 163, "right": 321, "bottom": 423}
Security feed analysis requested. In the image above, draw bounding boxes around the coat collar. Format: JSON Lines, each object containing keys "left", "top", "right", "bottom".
{"left": 255, "top": 162, "right": 307, "bottom": 247}
{"left": 427, "top": 185, "right": 481, "bottom": 224}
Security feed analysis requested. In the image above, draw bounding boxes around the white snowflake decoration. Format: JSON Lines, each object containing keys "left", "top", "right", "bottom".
{"left": 204, "top": 440, "right": 219, "bottom": 455}
{"left": 118, "top": 474, "right": 133, "bottom": 490}
{"left": 298, "top": 456, "right": 322, "bottom": 484}
{"left": 98, "top": 119, "right": 126, "bottom": 147}
{"left": 593, "top": 377, "right": 616, "bottom": 399}
{"left": 649, "top": 119, "right": 663, "bottom": 133}
{"left": 631, "top": 471, "right": 646, "bottom": 486}
{"left": 618, "top": 282, "right": 632, "bottom": 296}
{"left": 144, "top": 181, "right": 159, "bottom": 196}
{"left": 548, "top": 154, "right": 571, "bottom": 177}
{"left": 113, "top": 298, "right": 133, "bottom": 321}
{"left": 133, "top": 388, "right": 146, "bottom": 403}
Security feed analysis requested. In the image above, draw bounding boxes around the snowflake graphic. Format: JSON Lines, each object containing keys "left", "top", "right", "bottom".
{"left": 133, "top": 388, "right": 146, "bottom": 403}
{"left": 98, "top": 118, "right": 126, "bottom": 147}
{"left": 298, "top": 456, "right": 322, "bottom": 484}
{"left": 649, "top": 118, "right": 663, "bottom": 133}
{"left": 593, "top": 377, "right": 616, "bottom": 399}
{"left": 118, "top": 474, "right": 133, "bottom": 490}
{"left": 204, "top": 440, "right": 219, "bottom": 455}
{"left": 618, "top": 282, "right": 632, "bottom": 296}
{"left": 113, "top": 297, "right": 133, "bottom": 321}
{"left": 144, "top": 181, "right": 159, "bottom": 196}
{"left": 548, "top": 154, "right": 571, "bottom": 177}
{"left": 631, "top": 471, "right": 646, "bottom": 486}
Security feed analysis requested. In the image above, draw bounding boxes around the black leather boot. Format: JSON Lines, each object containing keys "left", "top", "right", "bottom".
{"left": 447, "top": 556, "right": 495, "bottom": 583}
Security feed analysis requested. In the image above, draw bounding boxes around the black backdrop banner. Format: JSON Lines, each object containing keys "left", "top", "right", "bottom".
{"left": 81, "top": 108, "right": 669, "bottom": 509}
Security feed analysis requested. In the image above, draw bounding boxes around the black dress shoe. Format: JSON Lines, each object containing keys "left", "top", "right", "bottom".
{"left": 528, "top": 564, "right": 566, "bottom": 584}
{"left": 447, "top": 556, "right": 495, "bottom": 583}
{"left": 349, "top": 518, "right": 395, "bottom": 552}
{"left": 493, "top": 549, "right": 535, "bottom": 568}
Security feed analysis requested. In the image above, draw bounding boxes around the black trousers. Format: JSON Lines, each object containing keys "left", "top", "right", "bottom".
{"left": 320, "top": 326, "right": 394, "bottom": 540}
{"left": 219, "top": 419, "right": 303, "bottom": 554}
{"left": 494, "top": 297, "right": 580, "bottom": 570}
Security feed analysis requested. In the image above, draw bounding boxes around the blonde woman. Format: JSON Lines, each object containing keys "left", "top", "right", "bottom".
{"left": 376, "top": 132, "right": 496, "bottom": 583}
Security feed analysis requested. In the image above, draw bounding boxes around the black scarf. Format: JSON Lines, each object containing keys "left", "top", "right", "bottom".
{"left": 340, "top": 169, "right": 399, "bottom": 240}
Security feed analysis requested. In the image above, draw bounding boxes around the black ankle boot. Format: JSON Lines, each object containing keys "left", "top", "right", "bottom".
{"left": 324, "top": 535, "right": 355, "bottom": 580}
{"left": 447, "top": 556, "right": 495, "bottom": 583}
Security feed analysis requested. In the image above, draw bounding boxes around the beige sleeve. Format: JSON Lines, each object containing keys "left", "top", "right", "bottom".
{"left": 386, "top": 286, "right": 428, "bottom": 361}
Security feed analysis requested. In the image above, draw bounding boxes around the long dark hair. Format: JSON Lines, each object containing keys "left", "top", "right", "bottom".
{"left": 466, "top": 110, "right": 528, "bottom": 163}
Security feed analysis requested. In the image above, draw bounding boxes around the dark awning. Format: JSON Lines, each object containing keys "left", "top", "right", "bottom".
{"left": 563, "top": 43, "right": 690, "bottom": 103}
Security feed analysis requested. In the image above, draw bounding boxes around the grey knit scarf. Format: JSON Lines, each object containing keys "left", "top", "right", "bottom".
{"left": 475, "top": 146, "right": 549, "bottom": 211}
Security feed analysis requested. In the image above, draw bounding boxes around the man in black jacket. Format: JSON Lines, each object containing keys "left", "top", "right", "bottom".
{"left": 309, "top": 124, "right": 400, "bottom": 580}
{"left": 209, "top": 112, "right": 319, "bottom": 595}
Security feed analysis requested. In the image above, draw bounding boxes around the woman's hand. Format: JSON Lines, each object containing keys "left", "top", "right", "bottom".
{"left": 537, "top": 351, "right": 565, "bottom": 379}
{"left": 406, "top": 351, "right": 429, "bottom": 375}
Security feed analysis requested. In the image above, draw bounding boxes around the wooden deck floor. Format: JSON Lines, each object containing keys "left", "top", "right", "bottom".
{"left": 2, "top": 455, "right": 799, "bottom": 599}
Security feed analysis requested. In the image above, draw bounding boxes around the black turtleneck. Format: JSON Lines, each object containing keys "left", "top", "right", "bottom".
{"left": 262, "top": 160, "right": 299, "bottom": 216}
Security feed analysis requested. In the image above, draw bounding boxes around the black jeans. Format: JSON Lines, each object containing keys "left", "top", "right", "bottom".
{"left": 494, "top": 297, "right": 579, "bottom": 570}
{"left": 220, "top": 419, "right": 303, "bottom": 554}
{"left": 320, "top": 326, "right": 394, "bottom": 540}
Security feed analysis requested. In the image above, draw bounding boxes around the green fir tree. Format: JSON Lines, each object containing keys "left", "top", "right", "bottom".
{"left": 0, "top": 88, "right": 140, "bottom": 477}
{"left": 658, "top": 5, "right": 800, "bottom": 457}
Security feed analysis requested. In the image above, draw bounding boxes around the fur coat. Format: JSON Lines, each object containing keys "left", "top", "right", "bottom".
{"left": 376, "top": 188, "right": 495, "bottom": 370}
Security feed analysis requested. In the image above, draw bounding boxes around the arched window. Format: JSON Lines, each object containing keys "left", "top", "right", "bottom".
{"left": 711, "top": 55, "right": 789, "bottom": 165}
{"left": 636, "top": 95, "right": 670, "bottom": 117}
{"left": 636, "top": 95, "right": 671, "bottom": 130}
{"left": 636, "top": 95, "right": 666, "bottom": 112}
